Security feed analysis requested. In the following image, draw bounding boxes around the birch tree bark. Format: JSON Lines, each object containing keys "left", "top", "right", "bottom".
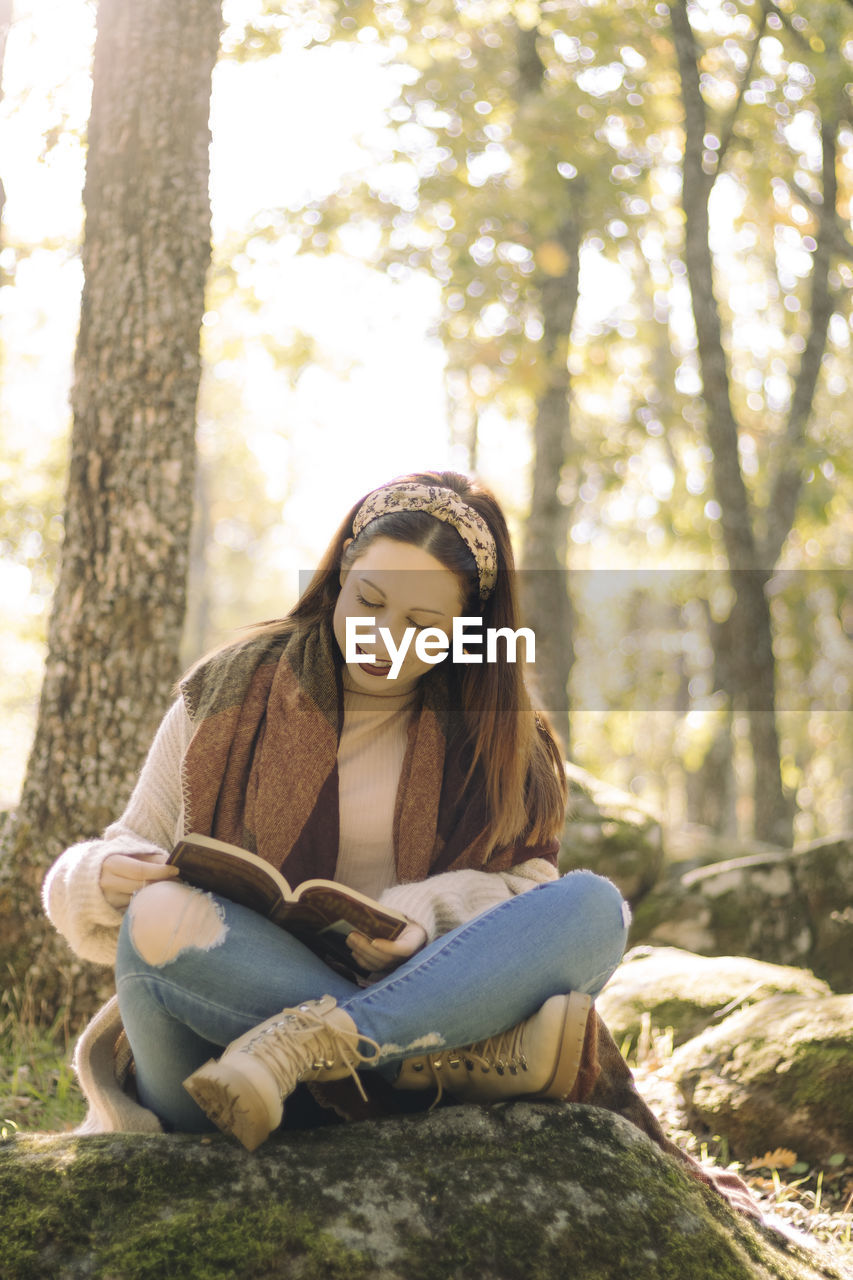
{"left": 0, "top": 0, "right": 223, "bottom": 1023}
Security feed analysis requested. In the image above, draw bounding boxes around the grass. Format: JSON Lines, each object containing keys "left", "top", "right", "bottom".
{"left": 625, "top": 1015, "right": 853, "bottom": 1255}
{"left": 0, "top": 1009, "right": 87, "bottom": 1138}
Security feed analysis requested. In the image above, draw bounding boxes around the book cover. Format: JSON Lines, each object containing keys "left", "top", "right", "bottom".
{"left": 168, "top": 833, "right": 408, "bottom": 974}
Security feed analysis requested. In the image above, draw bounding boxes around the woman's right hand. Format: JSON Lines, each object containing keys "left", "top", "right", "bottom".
{"left": 99, "top": 851, "right": 180, "bottom": 911}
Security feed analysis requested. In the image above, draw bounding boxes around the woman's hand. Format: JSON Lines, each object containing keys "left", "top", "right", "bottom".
{"left": 99, "top": 851, "right": 180, "bottom": 911}
{"left": 346, "top": 921, "right": 428, "bottom": 973}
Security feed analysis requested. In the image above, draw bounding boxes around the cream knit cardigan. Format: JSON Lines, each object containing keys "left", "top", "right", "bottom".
{"left": 43, "top": 697, "right": 559, "bottom": 1133}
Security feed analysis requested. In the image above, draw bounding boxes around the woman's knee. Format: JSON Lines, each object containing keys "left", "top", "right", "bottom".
{"left": 122, "top": 881, "right": 229, "bottom": 968}
{"left": 551, "top": 870, "right": 630, "bottom": 995}
{"left": 556, "top": 869, "right": 632, "bottom": 936}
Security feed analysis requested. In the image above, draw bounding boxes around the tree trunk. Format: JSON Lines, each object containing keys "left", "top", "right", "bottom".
{"left": 1, "top": 0, "right": 223, "bottom": 1025}
{"left": 686, "top": 601, "right": 738, "bottom": 835}
{"left": 182, "top": 453, "right": 214, "bottom": 667}
{"left": 685, "top": 715, "right": 737, "bottom": 836}
{"left": 515, "top": 25, "right": 580, "bottom": 754}
{"left": 671, "top": 0, "right": 792, "bottom": 845}
{"left": 522, "top": 216, "right": 581, "bottom": 752}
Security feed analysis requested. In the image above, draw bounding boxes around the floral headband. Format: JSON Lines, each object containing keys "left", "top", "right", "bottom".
{"left": 351, "top": 482, "right": 499, "bottom": 600}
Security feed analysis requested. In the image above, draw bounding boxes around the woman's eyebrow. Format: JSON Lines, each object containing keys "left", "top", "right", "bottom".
{"left": 359, "top": 575, "right": 446, "bottom": 616}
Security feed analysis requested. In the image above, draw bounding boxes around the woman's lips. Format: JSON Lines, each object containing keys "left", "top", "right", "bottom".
{"left": 356, "top": 644, "right": 392, "bottom": 677}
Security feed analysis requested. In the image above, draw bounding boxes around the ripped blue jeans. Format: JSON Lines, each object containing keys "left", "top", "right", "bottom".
{"left": 115, "top": 870, "right": 630, "bottom": 1132}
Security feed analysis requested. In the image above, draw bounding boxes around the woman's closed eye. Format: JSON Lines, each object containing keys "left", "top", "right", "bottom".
{"left": 354, "top": 592, "right": 429, "bottom": 632}
{"left": 355, "top": 592, "right": 382, "bottom": 611}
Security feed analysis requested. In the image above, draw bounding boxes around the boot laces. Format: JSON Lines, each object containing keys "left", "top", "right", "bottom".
{"left": 417, "top": 1022, "right": 529, "bottom": 1107}
{"left": 242, "top": 1004, "right": 381, "bottom": 1102}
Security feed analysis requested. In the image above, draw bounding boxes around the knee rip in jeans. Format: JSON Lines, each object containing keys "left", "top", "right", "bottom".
{"left": 128, "top": 880, "right": 228, "bottom": 967}
{"left": 377, "top": 1031, "right": 444, "bottom": 1057}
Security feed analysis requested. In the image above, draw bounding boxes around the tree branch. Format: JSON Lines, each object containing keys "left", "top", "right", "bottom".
{"left": 713, "top": 3, "right": 768, "bottom": 178}
{"left": 760, "top": 115, "right": 841, "bottom": 565}
{"left": 671, "top": 0, "right": 758, "bottom": 569}
{"left": 777, "top": 177, "right": 853, "bottom": 260}
{"left": 764, "top": 0, "right": 812, "bottom": 52}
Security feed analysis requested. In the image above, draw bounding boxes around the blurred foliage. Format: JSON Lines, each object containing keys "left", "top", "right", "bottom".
{"left": 182, "top": 244, "right": 316, "bottom": 663}
{"left": 230, "top": 0, "right": 853, "bottom": 557}
{"left": 220, "top": 0, "right": 853, "bottom": 839}
{"left": 0, "top": 0, "right": 851, "bottom": 839}
{"left": 0, "top": 441, "right": 65, "bottom": 612}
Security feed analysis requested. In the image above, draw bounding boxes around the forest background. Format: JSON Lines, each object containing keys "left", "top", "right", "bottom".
{"left": 0, "top": 0, "right": 851, "bottom": 1022}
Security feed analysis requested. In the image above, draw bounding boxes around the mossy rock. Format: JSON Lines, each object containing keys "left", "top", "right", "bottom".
{"left": 629, "top": 838, "right": 853, "bottom": 993}
{"left": 597, "top": 947, "right": 832, "bottom": 1052}
{"left": 2, "top": 1104, "right": 848, "bottom": 1280}
{"left": 561, "top": 763, "right": 664, "bottom": 902}
{"left": 669, "top": 994, "right": 853, "bottom": 1164}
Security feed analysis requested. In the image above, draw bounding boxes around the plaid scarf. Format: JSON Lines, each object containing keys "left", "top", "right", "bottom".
{"left": 178, "top": 617, "right": 558, "bottom": 888}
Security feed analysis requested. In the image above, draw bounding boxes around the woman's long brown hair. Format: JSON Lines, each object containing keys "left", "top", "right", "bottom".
{"left": 188, "top": 471, "right": 568, "bottom": 855}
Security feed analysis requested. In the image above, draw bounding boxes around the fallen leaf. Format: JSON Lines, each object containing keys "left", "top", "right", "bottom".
{"left": 748, "top": 1177, "right": 778, "bottom": 1193}
{"left": 746, "top": 1148, "right": 798, "bottom": 1171}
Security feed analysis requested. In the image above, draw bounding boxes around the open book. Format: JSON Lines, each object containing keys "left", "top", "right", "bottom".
{"left": 167, "top": 833, "right": 408, "bottom": 975}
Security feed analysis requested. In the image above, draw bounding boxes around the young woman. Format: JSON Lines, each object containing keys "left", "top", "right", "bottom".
{"left": 43, "top": 471, "right": 630, "bottom": 1151}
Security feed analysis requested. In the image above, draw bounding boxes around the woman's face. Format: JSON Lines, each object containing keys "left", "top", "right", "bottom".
{"left": 333, "top": 536, "right": 465, "bottom": 694}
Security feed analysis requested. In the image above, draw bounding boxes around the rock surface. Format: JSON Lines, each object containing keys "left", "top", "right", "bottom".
{"left": 597, "top": 946, "right": 832, "bottom": 1050}
{"left": 668, "top": 994, "right": 853, "bottom": 1164}
{"left": 2, "top": 1104, "right": 849, "bottom": 1280}
{"left": 560, "top": 762, "right": 664, "bottom": 901}
{"left": 628, "top": 838, "right": 853, "bottom": 992}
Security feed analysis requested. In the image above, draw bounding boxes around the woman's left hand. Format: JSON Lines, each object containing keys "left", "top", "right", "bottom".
{"left": 347, "top": 921, "right": 428, "bottom": 973}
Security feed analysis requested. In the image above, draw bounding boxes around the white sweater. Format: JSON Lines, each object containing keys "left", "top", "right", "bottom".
{"left": 43, "top": 697, "right": 559, "bottom": 968}
{"left": 334, "top": 678, "right": 418, "bottom": 898}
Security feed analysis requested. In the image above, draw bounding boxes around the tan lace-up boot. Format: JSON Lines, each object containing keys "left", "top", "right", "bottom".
{"left": 393, "top": 992, "right": 591, "bottom": 1105}
{"left": 183, "top": 995, "right": 380, "bottom": 1151}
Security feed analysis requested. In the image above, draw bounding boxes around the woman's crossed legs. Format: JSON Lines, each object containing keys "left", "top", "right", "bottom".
{"left": 115, "top": 869, "right": 629, "bottom": 1131}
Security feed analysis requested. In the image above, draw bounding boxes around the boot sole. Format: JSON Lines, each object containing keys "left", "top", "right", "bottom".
{"left": 183, "top": 1062, "right": 275, "bottom": 1152}
{"left": 534, "top": 991, "right": 592, "bottom": 1099}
